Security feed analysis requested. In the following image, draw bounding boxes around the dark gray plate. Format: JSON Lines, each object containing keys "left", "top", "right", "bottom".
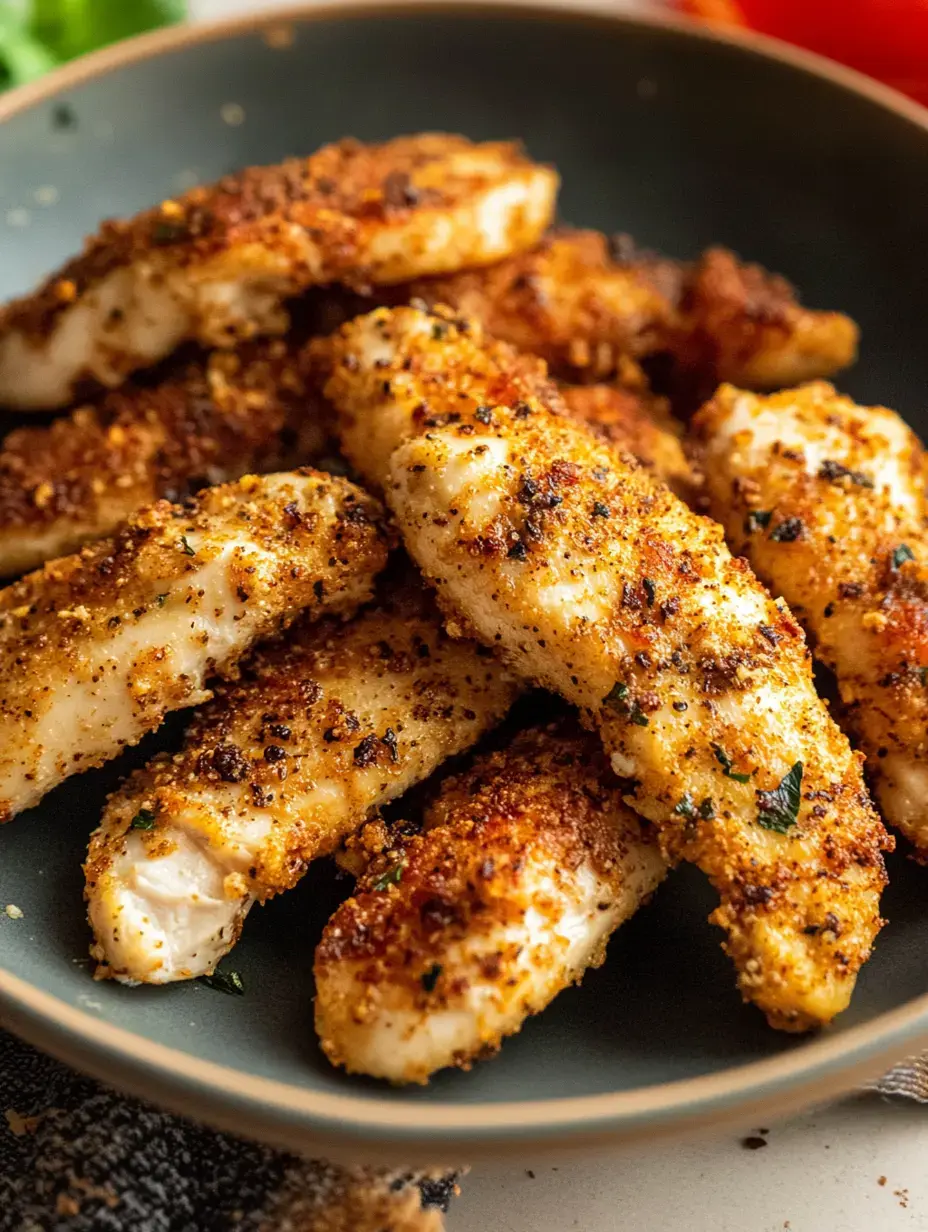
{"left": 1, "top": 2, "right": 928, "bottom": 1161}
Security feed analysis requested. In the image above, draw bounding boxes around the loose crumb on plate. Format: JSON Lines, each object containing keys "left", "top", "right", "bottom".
{"left": 4, "top": 1108, "right": 44, "bottom": 1136}
{"left": 4, "top": 903, "right": 23, "bottom": 919}
{"left": 220, "top": 102, "right": 246, "bottom": 127}
{"left": 263, "top": 22, "right": 295, "bottom": 49}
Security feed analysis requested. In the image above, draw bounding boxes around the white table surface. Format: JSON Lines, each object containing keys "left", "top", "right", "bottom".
{"left": 189, "top": 3, "right": 926, "bottom": 1228}
{"left": 449, "top": 1097, "right": 927, "bottom": 1231}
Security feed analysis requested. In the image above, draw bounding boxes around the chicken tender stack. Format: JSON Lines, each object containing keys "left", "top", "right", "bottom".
{"left": 0, "top": 470, "right": 388, "bottom": 820}
{"left": 319, "top": 304, "right": 890, "bottom": 1032}
{"left": 87, "top": 581, "right": 519, "bottom": 983}
{"left": 315, "top": 719, "right": 667, "bottom": 1083}
{"left": 694, "top": 381, "right": 928, "bottom": 854}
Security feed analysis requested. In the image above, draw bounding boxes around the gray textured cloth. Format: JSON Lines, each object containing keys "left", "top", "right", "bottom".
{"left": 0, "top": 1031, "right": 459, "bottom": 1232}
{"left": 868, "top": 1054, "right": 928, "bottom": 1103}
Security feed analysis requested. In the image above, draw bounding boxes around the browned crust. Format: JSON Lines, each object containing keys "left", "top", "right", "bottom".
{"left": 316, "top": 719, "right": 655, "bottom": 1009}
{"left": 559, "top": 380, "right": 694, "bottom": 499}
{"left": 0, "top": 340, "right": 332, "bottom": 564}
{"left": 397, "top": 228, "right": 678, "bottom": 379}
{"left": 0, "top": 135, "right": 549, "bottom": 341}
{"left": 671, "top": 247, "right": 859, "bottom": 395}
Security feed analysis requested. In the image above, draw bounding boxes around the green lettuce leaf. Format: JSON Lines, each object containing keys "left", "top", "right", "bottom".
{"left": 0, "top": 0, "right": 186, "bottom": 90}
{"left": 29, "top": 0, "right": 186, "bottom": 63}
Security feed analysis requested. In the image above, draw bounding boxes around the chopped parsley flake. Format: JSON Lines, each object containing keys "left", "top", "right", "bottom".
{"left": 711, "top": 743, "right": 752, "bottom": 783}
{"left": 129, "top": 808, "right": 156, "bottom": 831}
{"left": 603, "top": 682, "right": 629, "bottom": 709}
{"left": 199, "top": 969, "right": 245, "bottom": 995}
{"left": 179, "top": 535, "right": 196, "bottom": 556}
{"left": 769, "top": 517, "right": 803, "bottom": 543}
{"left": 756, "top": 762, "right": 804, "bottom": 833}
{"left": 817, "top": 459, "right": 874, "bottom": 489}
{"left": 602, "top": 681, "right": 648, "bottom": 724}
{"left": 746, "top": 510, "right": 772, "bottom": 533}
{"left": 892, "top": 544, "right": 916, "bottom": 571}
{"left": 155, "top": 593, "right": 168, "bottom": 607}
{"left": 421, "top": 963, "right": 442, "bottom": 993}
{"left": 698, "top": 797, "right": 716, "bottom": 820}
{"left": 674, "top": 793, "right": 696, "bottom": 818}
{"left": 372, "top": 862, "right": 404, "bottom": 891}
{"left": 152, "top": 219, "right": 190, "bottom": 245}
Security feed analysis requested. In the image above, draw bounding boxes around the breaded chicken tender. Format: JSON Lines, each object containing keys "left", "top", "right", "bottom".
{"left": 0, "top": 470, "right": 388, "bottom": 821}
{"left": 86, "top": 580, "right": 519, "bottom": 983}
{"left": 694, "top": 381, "right": 928, "bottom": 853}
{"left": 314, "top": 719, "right": 667, "bottom": 1083}
{"left": 560, "top": 380, "right": 693, "bottom": 499}
{"left": 0, "top": 135, "right": 557, "bottom": 410}
{"left": 321, "top": 306, "right": 890, "bottom": 1032}
{"left": 0, "top": 340, "right": 331, "bottom": 575}
{"left": 675, "top": 247, "right": 859, "bottom": 393}
{"left": 391, "top": 230, "right": 857, "bottom": 392}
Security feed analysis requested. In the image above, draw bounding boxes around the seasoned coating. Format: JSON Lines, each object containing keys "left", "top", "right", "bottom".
{"left": 671, "top": 247, "right": 859, "bottom": 395}
{"left": 0, "top": 134, "right": 557, "bottom": 410}
{"left": 322, "top": 306, "right": 890, "bottom": 1032}
{"left": 0, "top": 470, "right": 388, "bottom": 822}
{"left": 86, "top": 581, "right": 519, "bottom": 983}
{"left": 694, "top": 382, "right": 928, "bottom": 853}
{"left": 390, "top": 231, "right": 856, "bottom": 391}
{"left": 400, "top": 229, "right": 675, "bottom": 379}
{"left": 560, "top": 380, "right": 693, "bottom": 500}
{"left": 314, "top": 720, "right": 667, "bottom": 1083}
{"left": 0, "top": 340, "right": 331, "bottom": 575}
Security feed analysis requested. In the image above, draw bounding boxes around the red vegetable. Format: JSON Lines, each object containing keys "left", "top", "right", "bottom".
{"left": 680, "top": 0, "right": 928, "bottom": 107}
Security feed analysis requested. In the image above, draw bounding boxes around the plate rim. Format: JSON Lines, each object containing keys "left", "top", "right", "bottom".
{"left": 2, "top": 0, "right": 928, "bottom": 1156}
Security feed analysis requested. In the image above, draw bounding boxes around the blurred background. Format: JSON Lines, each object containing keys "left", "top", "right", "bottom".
{"left": 1, "top": 0, "right": 928, "bottom": 108}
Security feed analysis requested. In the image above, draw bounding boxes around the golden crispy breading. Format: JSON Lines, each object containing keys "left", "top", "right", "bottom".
{"left": 400, "top": 229, "right": 675, "bottom": 379}
{"left": 0, "top": 340, "right": 332, "bottom": 575}
{"left": 385, "top": 230, "right": 856, "bottom": 394}
{"left": 560, "top": 380, "right": 693, "bottom": 499}
{"left": 321, "top": 306, "right": 891, "bottom": 1032}
{"left": 0, "top": 135, "right": 557, "bottom": 410}
{"left": 308, "top": 312, "right": 563, "bottom": 493}
{"left": 672, "top": 247, "right": 859, "bottom": 394}
{"left": 86, "top": 579, "right": 519, "bottom": 983}
{"left": 694, "top": 381, "right": 928, "bottom": 853}
{"left": 314, "top": 719, "right": 666, "bottom": 1084}
{"left": 0, "top": 470, "right": 389, "bottom": 822}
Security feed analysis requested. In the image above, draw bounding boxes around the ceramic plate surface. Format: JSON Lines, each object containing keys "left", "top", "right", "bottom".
{"left": 2, "top": 0, "right": 928, "bottom": 1161}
